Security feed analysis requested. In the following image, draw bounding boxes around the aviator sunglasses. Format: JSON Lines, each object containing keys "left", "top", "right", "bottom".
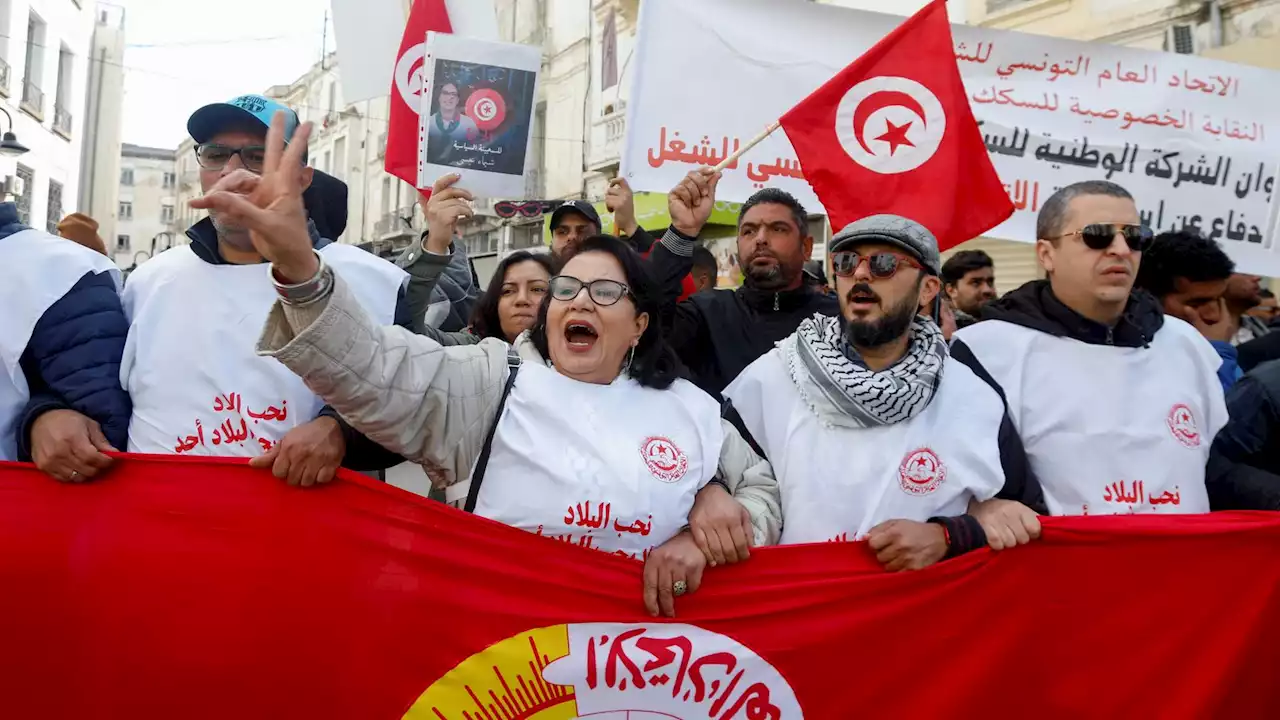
{"left": 1051, "top": 223, "right": 1155, "bottom": 252}
{"left": 831, "top": 250, "right": 922, "bottom": 279}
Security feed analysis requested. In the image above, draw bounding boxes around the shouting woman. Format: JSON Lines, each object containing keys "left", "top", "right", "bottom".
{"left": 192, "top": 114, "right": 780, "bottom": 617}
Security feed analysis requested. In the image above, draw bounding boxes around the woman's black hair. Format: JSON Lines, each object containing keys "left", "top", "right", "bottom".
{"left": 529, "top": 234, "right": 681, "bottom": 390}
{"left": 469, "top": 250, "right": 559, "bottom": 341}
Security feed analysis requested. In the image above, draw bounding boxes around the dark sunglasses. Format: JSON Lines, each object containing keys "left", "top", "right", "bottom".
{"left": 549, "top": 275, "right": 633, "bottom": 306}
{"left": 1055, "top": 223, "right": 1155, "bottom": 252}
{"left": 831, "top": 250, "right": 922, "bottom": 279}
{"left": 195, "top": 143, "right": 267, "bottom": 173}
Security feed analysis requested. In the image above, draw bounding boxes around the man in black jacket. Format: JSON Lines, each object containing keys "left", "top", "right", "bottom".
{"left": 658, "top": 171, "right": 839, "bottom": 396}
{"left": 1207, "top": 360, "right": 1280, "bottom": 510}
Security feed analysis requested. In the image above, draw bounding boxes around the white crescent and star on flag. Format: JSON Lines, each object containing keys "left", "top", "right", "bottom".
{"left": 835, "top": 76, "right": 947, "bottom": 174}
{"left": 395, "top": 42, "right": 429, "bottom": 115}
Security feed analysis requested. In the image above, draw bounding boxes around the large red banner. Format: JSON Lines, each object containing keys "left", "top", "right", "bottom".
{"left": 1, "top": 455, "right": 1279, "bottom": 719}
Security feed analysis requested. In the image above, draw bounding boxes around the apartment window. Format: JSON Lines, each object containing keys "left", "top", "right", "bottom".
{"left": 331, "top": 137, "right": 346, "bottom": 180}
{"left": 161, "top": 204, "right": 174, "bottom": 223}
{"left": 15, "top": 163, "right": 32, "bottom": 225}
{"left": 119, "top": 201, "right": 132, "bottom": 220}
{"left": 45, "top": 179, "right": 62, "bottom": 233}
{"left": 21, "top": 12, "right": 45, "bottom": 120}
{"left": 121, "top": 168, "right": 134, "bottom": 185}
{"left": 162, "top": 171, "right": 175, "bottom": 189}
{"left": 53, "top": 43, "right": 72, "bottom": 137}
{"left": 116, "top": 235, "right": 130, "bottom": 251}
{"left": 381, "top": 177, "right": 392, "bottom": 215}
{"left": 321, "top": 150, "right": 330, "bottom": 174}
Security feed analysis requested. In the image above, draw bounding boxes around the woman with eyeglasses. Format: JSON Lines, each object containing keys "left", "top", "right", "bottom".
{"left": 213, "top": 114, "right": 781, "bottom": 618}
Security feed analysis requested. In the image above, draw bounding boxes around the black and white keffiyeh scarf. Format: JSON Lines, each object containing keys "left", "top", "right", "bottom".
{"left": 781, "top": 314, "right": 948, "bottom": 429}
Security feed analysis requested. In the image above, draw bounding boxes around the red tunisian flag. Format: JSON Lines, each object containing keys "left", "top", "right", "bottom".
{"left": 385, "top": 0, "right": 453, "bottom": 188}
{"left": 2, "top": 455, "right": 1280, "bottom": 718}
{"left": 780, "top": 0, "right": 1012, "bottom": 251}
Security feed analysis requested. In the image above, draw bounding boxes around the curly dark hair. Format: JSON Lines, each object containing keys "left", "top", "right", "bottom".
{"left": 468, "top": 251, "right": 558, "bottom": 341}
{"left": 529, "top": 234, "right": 681, "bottom": 390}
{"left": 1134, "top": 230, "right": 1235, "bottom": 299}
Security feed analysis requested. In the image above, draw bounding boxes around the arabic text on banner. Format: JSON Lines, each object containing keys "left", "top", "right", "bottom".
{"left": 2, "top": 456, "right": 1280, "bottom": 718}
{"left": 624, "top": 0, "right": 1280, "bottom": 274}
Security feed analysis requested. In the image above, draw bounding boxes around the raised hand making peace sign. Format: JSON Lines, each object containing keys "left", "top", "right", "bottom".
{"left": 189, "top": 111, "right": 318, "bottom": 283}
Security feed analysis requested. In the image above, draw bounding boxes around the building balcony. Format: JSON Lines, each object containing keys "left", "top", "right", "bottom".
{"left": 20, "top": 80, "right": 44, "bottom": 121}
{"left": 53, "top": 104, "right": 72, "bottom": 140}
{"left": 0, "top": 58, "right": 10, "bottom": 98}
{"left": 587, "top": 105, "right": 626, "bottom": 172}
{"left": 180, "top": 170, "right": 200, "bottom": 189}
{"left": 375, "top": 206, "right": 418, "bottom": 240}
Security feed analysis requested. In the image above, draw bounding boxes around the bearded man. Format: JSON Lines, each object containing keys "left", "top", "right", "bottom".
{"left": 723, "top": 216, "right": 1044, "bottom": 570}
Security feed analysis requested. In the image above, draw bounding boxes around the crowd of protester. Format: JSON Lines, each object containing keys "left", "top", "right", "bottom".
{"left": 6, "top": 94, "right": 1280, "bottom": 618}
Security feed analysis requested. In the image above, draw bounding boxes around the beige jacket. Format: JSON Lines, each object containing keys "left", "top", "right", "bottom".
{"left": 257, "top": 273, "right": 782, "bottom": 545}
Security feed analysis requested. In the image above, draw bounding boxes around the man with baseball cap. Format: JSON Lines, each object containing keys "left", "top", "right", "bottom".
{"left": 720, "top": 215, "right": 1043, "bottom": 570}
{"left": 120, "top": 97, "right": 409, "bottom": 486}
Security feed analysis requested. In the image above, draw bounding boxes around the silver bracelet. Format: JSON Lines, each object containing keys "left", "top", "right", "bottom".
{"left": 272, "top": 250, "right": 331, "bottom": 306}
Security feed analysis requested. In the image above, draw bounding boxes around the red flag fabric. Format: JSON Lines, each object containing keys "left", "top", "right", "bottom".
{"left": 2, "top": 456, "right": 1280, "bottom": 719}
{"left": 385, "top": 0, "right": 453, "bottom": 188}
{"left": 779, "top": 0, "right": 1012, "bottom": 251}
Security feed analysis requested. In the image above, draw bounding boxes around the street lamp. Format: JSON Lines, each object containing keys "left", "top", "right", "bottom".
{"left": 0, "top": 107, "right": 29, "bottom": 157}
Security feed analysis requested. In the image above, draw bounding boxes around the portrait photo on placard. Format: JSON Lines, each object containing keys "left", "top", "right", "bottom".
{"left": 425, "top": 59, "right": 536, "bottom": 176}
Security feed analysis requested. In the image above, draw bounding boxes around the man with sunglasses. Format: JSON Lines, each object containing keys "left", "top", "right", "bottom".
{"left": 724, "top": 215, "right": 1042, "bottom": 568}
{"left": 952, "top": 180, "right": 1227, "bottom": 517}
{"left": 119, "top": 97, "right": 410, "bottom": 486}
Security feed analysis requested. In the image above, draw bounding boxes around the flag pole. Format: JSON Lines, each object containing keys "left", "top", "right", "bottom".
{"left": 712, "top": 121, "right": 781, "bottom": 172}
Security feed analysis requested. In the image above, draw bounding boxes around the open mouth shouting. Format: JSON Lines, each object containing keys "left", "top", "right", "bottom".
{"left": 564, "top": 319, "right": 600, "bottom": 352}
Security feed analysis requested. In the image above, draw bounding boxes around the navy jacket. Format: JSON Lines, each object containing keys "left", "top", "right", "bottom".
{"left": 1206, "top": 360, "right": 1280, "bottom": 510}
{"left": 10, "top": 203, "right": 133, "bottom": 459}
{"left": 184, "top": 218, "right": 407, "bottom": 470}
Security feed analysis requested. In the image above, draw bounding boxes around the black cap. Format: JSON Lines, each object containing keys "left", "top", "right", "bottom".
{"left": 548, "top": 200, "right": 601, "bottom": 232}
{"left": 803, "top": 259, "right": 828, "bottom": 286}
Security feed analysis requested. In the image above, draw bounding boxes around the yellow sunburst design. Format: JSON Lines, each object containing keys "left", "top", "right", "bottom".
{"left": 404, "top": 625, "right": 577, "bottom": 720}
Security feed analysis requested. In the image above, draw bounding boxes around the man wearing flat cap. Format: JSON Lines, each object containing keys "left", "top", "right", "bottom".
{"left": 723, "top": 215, "right": 1045, "bottom": 570}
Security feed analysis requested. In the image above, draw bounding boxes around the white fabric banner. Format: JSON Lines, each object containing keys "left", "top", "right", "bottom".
{"left": 330, "top": 0, "right": 498, "bottom": 105}
{"left": 623, "top": 0, "right": 1280, "bottom": 274}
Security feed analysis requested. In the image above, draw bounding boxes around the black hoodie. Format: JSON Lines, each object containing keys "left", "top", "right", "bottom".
{"left": 973, "top": 279, "right": 1165, "bottom": 348}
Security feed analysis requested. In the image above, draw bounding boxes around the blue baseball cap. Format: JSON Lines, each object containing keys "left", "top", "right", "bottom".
{"left": 187, "top": 94, "right": 300, "bottom": 144}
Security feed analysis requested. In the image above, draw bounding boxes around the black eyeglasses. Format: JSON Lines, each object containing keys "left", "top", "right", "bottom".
{"left": 549, "top": 275, "right": 633, "bottom": 306}
{"left": 195, "top": 143, "right": 267, "bottom": 173}
{"left": 1053, "top": 223, "right": 1155, "bottom": 252}
{"left": 831, "top": 251, "right": 922, "bottom": 279}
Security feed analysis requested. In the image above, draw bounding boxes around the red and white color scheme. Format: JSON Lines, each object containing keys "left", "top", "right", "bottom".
{"left": 2, "top": 456, "right": 1279, "bottom": 718}
{"left": 954, "top": 316, "right": 1226, "bottom": 516}
{"left": 899, "top": 448, "right": 947, "bottom": 496}
{"left": 778, "top": 0, "right": 1012, "bottom": 249}
{"left": 624, "top": 0, "right": 1280, "bottom": 274}
{"left": 1167, "top": 403, "right": 1201, "bottom": 448}
{"left": 469, "top": 361, "right": 721, "bottom": 561}
{"left": 640, "top": 436, "right": 689, "bottom": 483}
{"left": 385, "top": 0, "right": 454, "bottom": 187}
{"left": 724, "top": 347, "right": 1008, "bottom": 546}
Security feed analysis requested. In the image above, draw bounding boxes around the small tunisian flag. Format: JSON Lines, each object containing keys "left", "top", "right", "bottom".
{"left": 385, "top": 0, "right": 453, "bottom": 187}
{"left": 780, "top": 0, "right": 1012, "bottom": 250}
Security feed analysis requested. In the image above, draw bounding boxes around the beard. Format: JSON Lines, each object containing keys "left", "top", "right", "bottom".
{"left": 211, "top": 212, "right": 255, "bottom": 251}
{"left": 845, "top": 285, "right": 920, "bottom": 349}
{"left": 743, "top": 251, "right": 798, "bottom": 291}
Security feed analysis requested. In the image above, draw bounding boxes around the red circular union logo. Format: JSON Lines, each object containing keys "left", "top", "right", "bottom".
{"left": 640, "top": 436, "right": 689, "bottom": 483}
{"left": 1167, "top": 403, "right": 1200, "bottom": 448}
{"left": 899, "top": 448, "right": 946, "bottom": 496}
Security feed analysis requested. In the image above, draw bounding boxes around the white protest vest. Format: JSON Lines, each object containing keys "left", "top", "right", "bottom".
{"left": 0, "top": 230, "right": 121, "bottom": 461}
{"left": 120, "top": 243, "right": 406, "bottom": 456}
{"left": 473, "top": 362, "right": 724, "bottom": 561}
{"left": 726, "top": 349, "right": 1007, "bottom": 545}
{"left": 953, "top": 317, "right": 1226, "bottom": 516}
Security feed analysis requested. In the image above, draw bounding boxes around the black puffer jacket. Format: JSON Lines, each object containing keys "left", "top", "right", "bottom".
{"left": 1207, "top": 360, "right": 1280, "bottom": 510}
